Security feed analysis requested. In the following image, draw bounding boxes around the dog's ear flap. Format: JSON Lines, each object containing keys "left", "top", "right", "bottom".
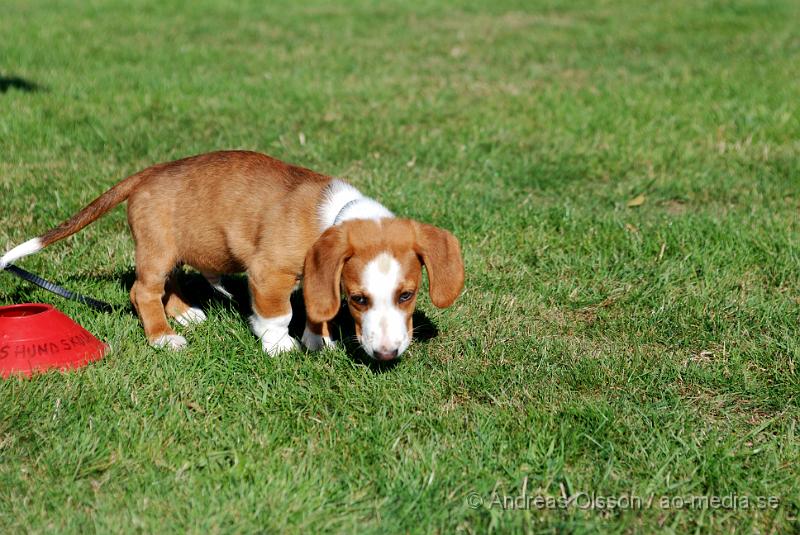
{"left": 304, "top": 225, "right": 351, "bottom": 323}
{"left": 413, "top": 222, "right": 465, "bottom": 308}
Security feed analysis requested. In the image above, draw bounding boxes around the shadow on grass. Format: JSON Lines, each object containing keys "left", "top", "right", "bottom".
{"left": 60, "top": 268, "right": 438, "bottom": 372}
{"left": 0, "top": 76, "right": 43, "bottom": 93}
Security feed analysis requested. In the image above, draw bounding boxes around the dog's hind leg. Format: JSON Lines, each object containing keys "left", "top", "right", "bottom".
{"left": 163, "top": 272, "right": 206, "bottom": 326}
{"left": 130, "top": 250, "right": 187, "bottom": 350}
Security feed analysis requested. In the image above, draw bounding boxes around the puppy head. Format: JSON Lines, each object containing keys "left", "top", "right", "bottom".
{"left": 303, "top": 218, "right": 464, "bottom": 361}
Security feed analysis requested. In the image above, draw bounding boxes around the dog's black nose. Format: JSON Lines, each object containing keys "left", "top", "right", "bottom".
{"left": 375, "top": 349, "right": 399, "bottom": 361}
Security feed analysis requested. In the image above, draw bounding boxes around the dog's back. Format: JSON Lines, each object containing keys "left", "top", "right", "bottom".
{"left": 126, "top": 150, "right": 333, "bottom": 275}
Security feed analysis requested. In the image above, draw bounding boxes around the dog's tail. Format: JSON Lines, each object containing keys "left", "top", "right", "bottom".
{"left": 1, "top": 169, "right": 150, "bottom": 270}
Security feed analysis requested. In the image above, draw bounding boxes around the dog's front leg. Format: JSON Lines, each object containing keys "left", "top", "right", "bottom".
{"left": 302, "top": 320, "right": 336, "bottom": 351}
{"left": 248, "top": 270, "right": 300, "bottom": 356}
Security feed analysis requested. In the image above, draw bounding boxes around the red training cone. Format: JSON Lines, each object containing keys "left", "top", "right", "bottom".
{"left": 0, "top": 303, "right": 109, "bottom": 378}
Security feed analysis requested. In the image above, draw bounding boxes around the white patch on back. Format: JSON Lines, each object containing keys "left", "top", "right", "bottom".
{"left": 0, "top": 237, "right": 43, "bottom": 270}
{"left": 318, "top": 179, "right": 393, "bottom": 230}
{"left": 359, "top": 252, "right": 410, "bottom": 358}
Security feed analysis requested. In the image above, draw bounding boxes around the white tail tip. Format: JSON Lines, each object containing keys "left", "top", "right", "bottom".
{"left": 0, "top": 237, "right": 43, "bottom": 270}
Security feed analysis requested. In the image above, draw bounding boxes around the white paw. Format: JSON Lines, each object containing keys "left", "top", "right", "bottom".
{"left": 301, "top": 326, "right": 336, "bottom": 351}
{"left": 175, "top": 307, "right": 207, "bottom": 326}
{"left": 151, "top": 334, "right": 188, "bottom": 350}
{"left": 250, "top": 312, "right": 298, "bottom": 356}
{"left": 261, "top": 333, "right": 300, "bottom": 356}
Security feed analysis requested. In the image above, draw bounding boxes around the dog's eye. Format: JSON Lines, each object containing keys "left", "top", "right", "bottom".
{"left": 398, "top": 291, "right": 415, "bottom": 303}
{"left": 350, "top": 294, "right": 369, "bottom": 306}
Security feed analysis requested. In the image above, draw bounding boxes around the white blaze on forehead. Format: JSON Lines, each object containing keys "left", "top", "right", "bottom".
{"left": 359, "top": 252, "right": 411, "bottom": 357}
{"left": 376, "top": 253, "right": 392, "bottom": 274}
{"left": 363, "top": 252, "right": 401, "bottom": 304}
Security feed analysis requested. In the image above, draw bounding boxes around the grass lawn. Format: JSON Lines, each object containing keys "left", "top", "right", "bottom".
{"left": 2, "top": 0, "right": 799, "bottom": 532}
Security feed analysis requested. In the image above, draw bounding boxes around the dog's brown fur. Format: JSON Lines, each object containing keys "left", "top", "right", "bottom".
{"left": 24, "top": 150, "right": 464, "bottom": 352}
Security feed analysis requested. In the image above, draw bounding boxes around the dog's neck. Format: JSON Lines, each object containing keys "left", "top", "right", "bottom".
{"left": 320, "top": 179, "right": 394, "bottom": 230}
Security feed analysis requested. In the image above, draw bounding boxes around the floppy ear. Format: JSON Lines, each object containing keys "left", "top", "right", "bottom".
{"left": 303, "top": 225, "right": 352, "bottom": 323}
{"left": 413, "top": 222, "right": 465, "bottom": 308}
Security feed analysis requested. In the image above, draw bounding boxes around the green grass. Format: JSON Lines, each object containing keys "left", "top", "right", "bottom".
{"left": 2, "top": 0, "right": 799, "bottom": 532}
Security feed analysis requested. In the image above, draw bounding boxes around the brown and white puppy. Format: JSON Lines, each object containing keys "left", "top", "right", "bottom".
{"left": 1, "top": 151, "right": 464, "bottom": 361}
